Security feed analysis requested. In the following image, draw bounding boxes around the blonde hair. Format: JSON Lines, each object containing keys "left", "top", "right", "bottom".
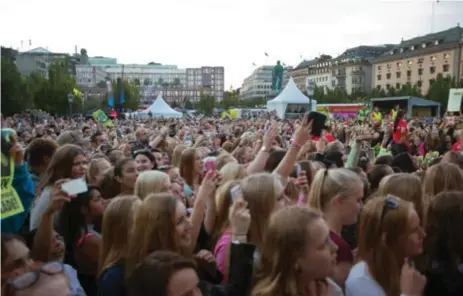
{"left": 308, "top": 168, "right": 362, "bottom": 211}
{"left": 241, "top": 173, "right": 281, "bottom": 248}
{"left": 378, "top": 173, "right": 425, "bottom": 225}
{"left": 172, "top": 145, "right": 187, "bottom": 168}
{"left": 99, "top": 195, "right": 141, "bottom": 276}
{"left": 357, "top": 195, "right": 414, "bottom": 296}
{"left": 134, "top": 170, "right": 170, "bottom": 199}
{"left": 215, "top": 153, "right": 237, "bottom": 171}
{"left": 252, "top": 206, "right": 324, "bottom": 296}
{"left": 423, "top": 163, "right": 463, "bottom": 198}
{"left": 126, "top": 193, "right": 187, "bottom": 277}
{"left": 219, "top": 162, "right": 246, "bottom": 183}
{"left": 86, "top": 158, "right": 111, "bottom": 186}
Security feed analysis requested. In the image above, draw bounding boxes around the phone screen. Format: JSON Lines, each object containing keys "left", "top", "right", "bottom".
{"left": 230, "top": 185, "right": 242, "bottom": 202}
{"left": 61, "top": 179, "right": 88, "bottom": 196}
{"left": 306, "top": 112, "right": 327, "bottom": 137}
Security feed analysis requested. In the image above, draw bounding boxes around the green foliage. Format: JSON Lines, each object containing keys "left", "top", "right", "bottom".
{"left": 426, "top": 73, "right": 458, "bottom": 110}
{"left": 240, "top": 97, "right": 266, "bottom": 108}
{"left": 184, "top": 99, "right": 194, "bottom": 110}
{"left": 97, "top": 80, "right": 107, "bottom": 88}
{"left": 197, "top": 92, "right": 216, "bottom": 115}
{"left": 313, "top": 86, "right": 349, "bottom": 104}
{"left": 1, "top": 58, "right": 32, "bottom": 115}
{"left": 220, "top": 90, "right": 241, "bottom": 109}
{"left": 111, "top": 79, "right": 141, "bottom": 111}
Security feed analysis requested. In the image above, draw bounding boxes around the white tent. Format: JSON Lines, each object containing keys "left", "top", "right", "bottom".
{"left": 266, "top": 77, "right": 317, "bottom": 118}
{"left": 141, "top": 94, "right": 183, "bottom": 118}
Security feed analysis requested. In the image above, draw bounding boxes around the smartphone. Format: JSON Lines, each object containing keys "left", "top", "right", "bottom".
{"left": 61, "top": 178, "right": 88, "bottom": 196}
{"left": 230, "top": 185, "right": 242, "bottom": 202}
{"left": 204, "top": 160, "right": 216, "bottom": 172}
{"left": 306, "top": 111, "right": 327, "bottom": 137}
{"left": 295, "top": 163, "right": 302, "bottom": 175}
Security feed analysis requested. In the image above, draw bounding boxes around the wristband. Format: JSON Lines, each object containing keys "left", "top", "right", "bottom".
{"left": 291, "top": 140, "right": 302, "bottom": 149}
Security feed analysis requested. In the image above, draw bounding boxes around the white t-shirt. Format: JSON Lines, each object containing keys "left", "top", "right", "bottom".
{"left": 345, "top": 261, "right": 386, "bottom": 296}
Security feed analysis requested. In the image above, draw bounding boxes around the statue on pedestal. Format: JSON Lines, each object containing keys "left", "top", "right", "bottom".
{"left": 272, "top": 61, "right": 284, "bottom": 94}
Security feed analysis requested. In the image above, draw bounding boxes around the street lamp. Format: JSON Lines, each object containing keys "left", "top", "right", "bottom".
{"left": 67, "top": 93, "right": 75, "bottom": 119}
{"left": 306, "top": 79, "right": 315, "bottom": 111}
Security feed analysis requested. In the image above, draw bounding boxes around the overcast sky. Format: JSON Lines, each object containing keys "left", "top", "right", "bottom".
{"left": 1, "top": 0, "right": 462, "bottom": 88}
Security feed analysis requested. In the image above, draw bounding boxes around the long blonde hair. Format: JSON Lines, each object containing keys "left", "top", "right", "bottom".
{"left": 98, "top": 195, "right": 141, "bottom": 276}
{"left": 126, "top": 193, "right": 186, "bottom": 277}
{"left": 308, "top": 168, "right": 362, "bottom": 211}
{"left": 252, "top": 206, "right": 323, "bottom": 296}
{"left": 357, "top": 195, "right": 413, "bottom": 295}
{"left": 134, "top": 170, "right": 170, "bottom": 199}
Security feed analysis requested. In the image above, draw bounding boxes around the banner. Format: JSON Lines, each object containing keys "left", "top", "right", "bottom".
{"left": 447, "top": 88, "right": 463, "bottom": 112}
{"left": 1, "top": 153, "right": 23, "bottom": 220}
{"left": 92, "top": 109, "right": 114, "bottom": 127}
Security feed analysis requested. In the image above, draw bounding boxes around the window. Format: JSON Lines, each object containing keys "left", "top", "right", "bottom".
{"left": 396, "top": 83, "right": 401, "bottom": 89}
{"left": 376, "top": 85, "right": 381, "bottom": 90}
{"left": 429, "top": 79, "right": 435, "bottom": 86}
{"left": 377, "top": 66, "right": 382, "bottom": 71}
{"left": 386, "top": 73, "right": 391, "bottom": 79}
{"left": 417, "top": 80, "right": 422, "bottom": 87}
{"left": 396, "top": 72, "right": 401, "bottom": 78}
{"left": 443, "top": 64, "right": 450, "bottom": 72}
{"left": 407, "top": 70, "right": 412, "bottom": 77}
{"left": 377, "top": 75, "right": 382, "bottom": 81}
{"left": 386, "top": 84, "right": 391, "bottom": 89}
{"left": 418, "top": 68, "right": 423, "bottom": 75}
{"left": 430, "top": 66, "right": 436, "bottom": 74}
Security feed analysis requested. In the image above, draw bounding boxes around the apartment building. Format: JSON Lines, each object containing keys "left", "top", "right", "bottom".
{"left": 306, "top": 55, "right": 334, "bottom": 94}
{"left": 15, "top": 47, "right": 71, "bottom": 78}
{"left": 331, "top": 45, "right": 396, "bottom": 95}
{"left": 286, "top": 60, "right": 318, "bottom": 92}
{"left": 96, "top": 61, "right": 224, "bottom": 104}
{"left": 372, "top": 26, "right": 463, "bottom": 95}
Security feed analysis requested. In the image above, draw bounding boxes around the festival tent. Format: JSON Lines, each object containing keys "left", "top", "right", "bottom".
{"left": 140, "top": 94, "right": 183, "bottom": 118}
{"left": 370, "top": 96, "right": 440, "bottom": 117}
{"left": 266, "top": 77, "right": 317, "bottom": 118}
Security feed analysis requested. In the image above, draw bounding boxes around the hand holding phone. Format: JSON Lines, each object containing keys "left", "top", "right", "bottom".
{"left": 230, "top": 185, "right": 243, "bottom": 202}
{"left": 204, "top": 160, "right": 216, "bottom": 172}
{"left": 306, "top": 112, "right": 327, "bottom": 137}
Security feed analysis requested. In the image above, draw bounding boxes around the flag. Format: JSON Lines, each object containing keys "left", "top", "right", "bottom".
{"left": 72, "top": 88, "right": 82, "bottom": 99}
{"left": 106, "top": 80, "right": 114, "bottom": 107}
{"left": 29, "top": 39, "right": 31, "bottom": 46}
{"left": 252, "top": 62, "right": 256, "bottom": 66}
{"left": 264, "top": 52, "right": 269, "bottom": 57}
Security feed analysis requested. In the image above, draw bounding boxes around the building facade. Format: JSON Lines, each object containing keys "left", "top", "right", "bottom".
{"left": 100, "top": 63, "right": 224, "bottom": 104}
{"left": 332, "top": 45, "right": 395, "bottom": 95}
{"left": 240, "top": 66, "right": 293, "bottom": 100}
{"left": 371, "top": 26, "right": 463, "bottom": 95}
{"left": 15, "top": 47, "right": 70, "bottom": 78}
{"left": 306, "top": 55, "right": 334, "bottom": 94}
{"left": 75, "top": 65, "right": 108, "bottom": 87}
{"left": 240, "top": 66, "right": 273, "bottom": 100}
{"left": 286, "top": 60, "right": 316, "bottom": 92}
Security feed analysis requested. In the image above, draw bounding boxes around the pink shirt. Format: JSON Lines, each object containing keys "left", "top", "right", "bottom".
{"left": 213, "top": 230, "right": 232, "bottom": 284}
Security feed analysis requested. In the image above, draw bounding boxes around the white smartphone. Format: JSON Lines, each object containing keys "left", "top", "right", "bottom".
{"left": 230, "top": 185, "right": 243, "bottom": 202}
{"left": 61, "top": 178, "right": 88, "bottom": 196}
{"left": 295, "top": 163, "right": 302, "bottom": 175}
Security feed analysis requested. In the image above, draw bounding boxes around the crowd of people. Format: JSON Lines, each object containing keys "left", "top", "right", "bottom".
{"left": 1, "top": 107, "right": 463, "bottom": 296}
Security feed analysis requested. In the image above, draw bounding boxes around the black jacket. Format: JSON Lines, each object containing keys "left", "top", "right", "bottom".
{"left": 199, "top": 242, "right": 255, "bottom": 296}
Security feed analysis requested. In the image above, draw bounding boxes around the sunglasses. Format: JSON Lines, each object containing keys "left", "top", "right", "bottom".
{"left": 7, "top": 261, "right": 67, "bottom": 291}
{"left": 379, "top": 195, "right": 400, "bottom": 225}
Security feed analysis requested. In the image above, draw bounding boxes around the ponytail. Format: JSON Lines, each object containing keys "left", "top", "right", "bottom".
{"left": 307, "top": 168, "right": 328, "bottom": 210}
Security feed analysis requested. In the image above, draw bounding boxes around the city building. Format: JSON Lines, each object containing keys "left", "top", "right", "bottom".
{"left": 306, "top": 55, "right": 334, "bottom": 94}
{"left": 1, "top": 46, "right": 19, "bottom": 61}
{"left": 332, "top": 45, "right": 395, "bottom": 95}
{"left": 372, "top": 26, "right": 463, "bottom": 95}
{"left": 75, "top": 65, "right": 108, "bottom": 87}
{"left": 100, "top": 63, "right": 224, "bottom": 104}
{"left": 240, "top": 66, "right": 292, "bottom": 100}
{"left": 15, "top": 47, "right": 68, "bottom": 78}
{"left": 286, "top": 60, "right": 318, "bottom": 92}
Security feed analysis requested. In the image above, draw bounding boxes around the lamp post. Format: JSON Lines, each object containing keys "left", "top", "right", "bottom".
{"left": 67, "top": 93, "right": 75, "bottom": 119}
{"left": 306, "top": 79, "right": 315, "bottom": 112}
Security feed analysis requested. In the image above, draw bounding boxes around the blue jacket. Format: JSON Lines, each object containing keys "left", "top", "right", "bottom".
{"left": 1, "top": 164, "right": 35, "bottom": 234}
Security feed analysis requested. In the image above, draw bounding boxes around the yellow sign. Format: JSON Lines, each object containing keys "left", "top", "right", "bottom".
{"left": 92, "top": 109, "right": 114, "bottom": 127}
{"left": 1, "top": 153, "right": 24, "bottom": 219}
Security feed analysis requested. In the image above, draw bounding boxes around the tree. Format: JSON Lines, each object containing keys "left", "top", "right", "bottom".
{"left": 143, "top": 78, "right": 151, "bottom": 86}
{"left": 220, "top": 90, "right": 240, "bottom": 109}
{"left": 426, "top": 73, "right": 457, "bottom": 111}
{"left": 112, "top": 79, "right": 141, "bottom": 111}
{"left": 157, "top": 78, "right": 164, "bottom": 87}
{"left": 97, "top": 80, "right": 107, "bottom": 88}
{"left": 197, "top": 92, "right": 216, "bottom": 115}
{"left": 133, "top": 78, "right": 140, "bottom": 86}
{"left": 184, "top": 99, "right": 194, "bottom": 110}
{"left": 172, "top": 78, "right": 181, "bottom": 88}
{"left": 1, "top": 58, "right": 32, "bottom": 115}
